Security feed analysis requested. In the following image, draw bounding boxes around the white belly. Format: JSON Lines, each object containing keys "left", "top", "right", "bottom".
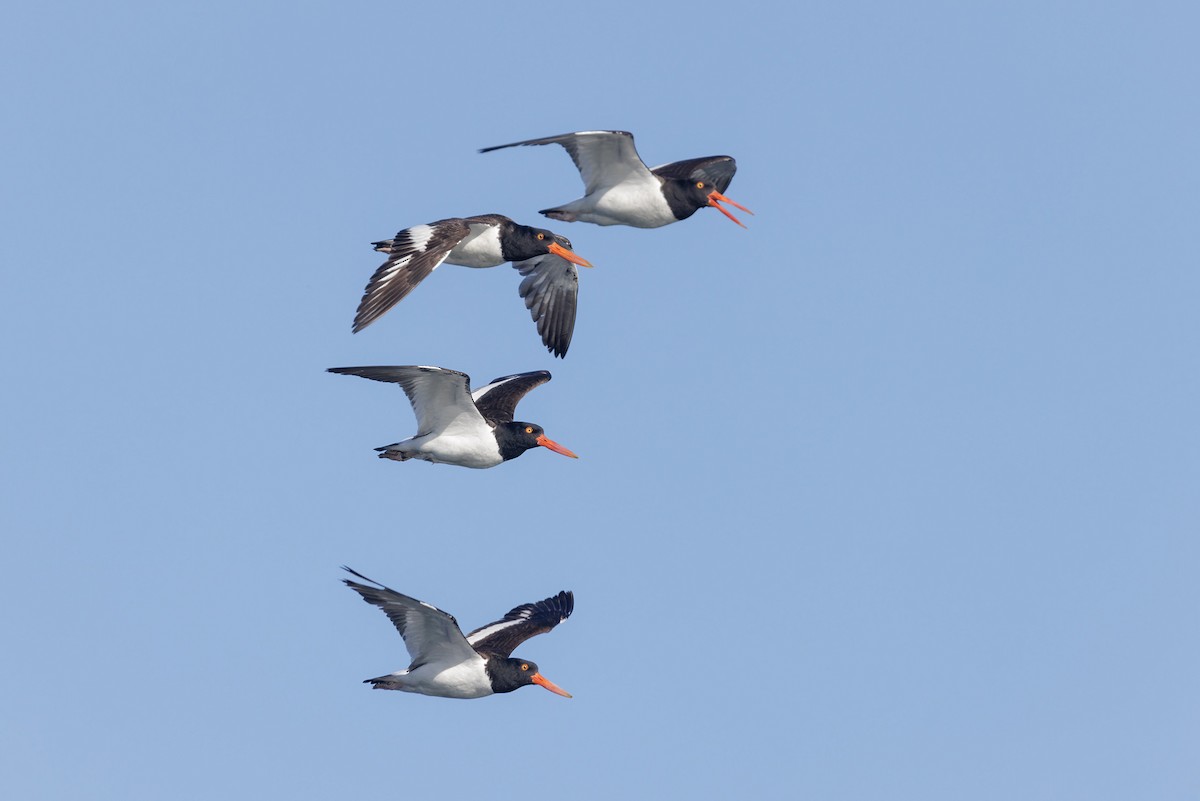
{"left": 396, "top": 658, "right": 494, "bottom": 698}
{"left": 399, "top": 431, "right": 504, "bottom": 469}
{"left": 571, "top": 181, "right": 675, "bottom": 228}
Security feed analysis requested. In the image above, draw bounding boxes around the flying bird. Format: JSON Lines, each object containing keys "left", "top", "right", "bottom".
{"left": 342, "top": 566, "right": 574, "bottom": 699}
{"left": 480, "top": 130, "right": 753, "bottom": 229}
{"left": 327, "top": 365, "right": 577, "bottom": 468}
{"left": 353, "top": 214, "right": 593, "bottom": 358}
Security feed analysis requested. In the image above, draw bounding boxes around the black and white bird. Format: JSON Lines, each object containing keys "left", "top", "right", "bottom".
{"left": 342, "top": 567, "right": 574, "bottom": 699}
{"left": 327, "top": 365, "right": 577, "bottom": 469}
{"left": 353, "top": 214, "right": 593, "bottom": 358}
{"left": 480, "top": 130, "right": 753, "bottom": 229}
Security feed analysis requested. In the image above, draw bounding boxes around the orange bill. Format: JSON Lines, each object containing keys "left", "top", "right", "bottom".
{"left": 707, "top": 190, "right": 755, "bottom": 228}
{"left": 531, "top": 672, "right": 573, "bottom": 698}
{"left": 548, "top": 241, "right": 594, "bottom": 268}
{"left": 536, "top": 434, "right": 579, "bottom": 459}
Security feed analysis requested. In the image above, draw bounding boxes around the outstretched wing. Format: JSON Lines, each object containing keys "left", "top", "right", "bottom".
{"left": 650, "top": 156, "right": 738, "bottom": 194}
{"left": 513, "top": 253, "right": 578, "bottom": 358}
{"left": 327, "top": 366, "right": 486, "bottom": 437}
{"left": 466, "top": 591, "right": 574, "bottom": 658}
{"left": 342, "top": 567, "right": 478, "bottom": 669}
{"left": 470, "top": 370, "right": 552, "bottom": 424}
{"left": 481, "top": 131, "right": 651, "bottom": 196}
{"left": 353, "top": 218, "right": 472, "bottom": 333}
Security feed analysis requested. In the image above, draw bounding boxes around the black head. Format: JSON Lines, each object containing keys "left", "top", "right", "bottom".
{"left": 659, "top": 177, "right": 752, "bottom": 227}
{"left": 503, "top": 225, "right": 594, "bottom": 268}
{"left": 487, "top": 657, "right": 572, "bottom": 697}
{"left": 494, "top": 421, "right": 578, "bottom": 462}
{"left": 653, "top": 156, "right": 752, "bottom": 226}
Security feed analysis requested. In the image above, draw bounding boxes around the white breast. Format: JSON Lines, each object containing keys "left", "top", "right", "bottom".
{"left": 446, "top": 224, "right": 505, "bottom": 268}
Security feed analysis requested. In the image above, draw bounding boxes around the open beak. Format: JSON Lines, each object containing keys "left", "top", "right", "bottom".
{"left": 707, "top": 190, "right": 755, "bottom": 228}
{"left": 536, "top": 434, "right": 578, "bottom": 459}
{"left": 531, "top": 672, "right": 573, "bottom": 698}
{"left": 548, "top": 241, "right": 594, "bottom": 268}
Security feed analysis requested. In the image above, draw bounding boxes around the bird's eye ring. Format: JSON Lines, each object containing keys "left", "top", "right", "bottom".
{"left": 525, "top": 426, "right": 534, "bottom": 434}
{"left": 696, "top": 181, "right": 705, "bottom": 189}
{"left": 521, "top": 663, "right": 529, "bottom": 671}
{"left": 536, "top": 232, "right": 545, "bottom": 240}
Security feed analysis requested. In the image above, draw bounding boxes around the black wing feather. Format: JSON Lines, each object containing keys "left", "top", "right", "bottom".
{"left": 341, "top": 566, "right": 461, "bottom": 635}
{"left": 514, "top": 254, "right": 579, "bottom": 358}
{"left": 466, "top": 591, "right": 575, "bottom": 658}
{"left": 472, "top": 371, "right": 552, "bottom": 423}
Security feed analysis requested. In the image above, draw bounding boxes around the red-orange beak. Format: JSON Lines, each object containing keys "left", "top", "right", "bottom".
{"left": 531, "top": 672, "right": 573, "bottom": 698}
{"left": 536, "top": 434, "right": 578, "bottom": 459}
{"left": 548, "top": 241, "right": 594, "bottom": 268}
{"left": 707, "top": 190, "right": 754, "bottom": 228}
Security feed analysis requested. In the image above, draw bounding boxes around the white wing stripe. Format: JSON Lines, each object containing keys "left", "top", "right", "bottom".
{"left": 466, "top": 616, "right": 529, "bottom": 646}
{"left": 405, "top": 224, "right": 436, "bottom": 252}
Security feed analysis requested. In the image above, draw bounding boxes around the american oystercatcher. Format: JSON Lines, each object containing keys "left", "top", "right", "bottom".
{"left": 480, "top": 130, "right": 753, "bottom": 229}
{"left": 353, "top": 214, "right": 593, "bottom": 358}
{"left": 327, "top": 365, "right": 577, "bottom": 468}
{"left": 342, "top": 566, "right": 574, "bottom": 699}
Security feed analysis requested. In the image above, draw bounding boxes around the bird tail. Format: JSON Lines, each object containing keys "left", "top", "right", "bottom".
{"left": 364, "top": 674, "right": 404, "bottom": 690}
{"left": 375, "top": 445, "right": 413, "bottom": 462}
{"left": 538, "top": 207, "right": 576, "bottom": 223}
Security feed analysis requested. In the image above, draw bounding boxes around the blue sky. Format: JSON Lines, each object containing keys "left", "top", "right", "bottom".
{"left": 3, "top": 1, "right": 1198, "bottom": 799}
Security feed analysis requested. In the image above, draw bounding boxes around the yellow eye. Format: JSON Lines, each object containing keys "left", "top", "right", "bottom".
{"left": 525, "top": 426, "right": 534, "bottom": 434}
{"left": 536, "top": 232, "right": 545, "bottom": 240}
{"left": 521, "top": 663, "right": 529, "bottom": 671}
{"left": 696, "top": 181, "right": 705, "bottom": 189}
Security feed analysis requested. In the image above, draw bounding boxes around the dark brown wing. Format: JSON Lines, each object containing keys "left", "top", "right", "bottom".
{"left": 352, "top": 218, "right": 472, "bottom": 333}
